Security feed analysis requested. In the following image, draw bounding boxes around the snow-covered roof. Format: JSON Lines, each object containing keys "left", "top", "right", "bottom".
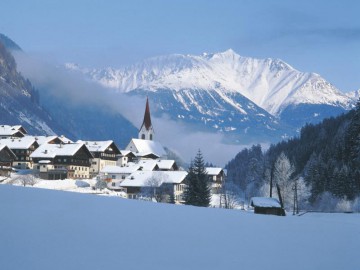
{"left": 0, "top": 125, "right": 26, "bottom": 137}
{"left": 101, "top": 165, "right": 140, "bottom": 174}
{"left": 137, "top": 159, "right": 159, "bottom": 171}
{"left": 0, "top": 137, "right": 38, "bottom": 149}
{"left": 58, "top": 135, "right": 73, "bottom": 144}
{"left": 118, "top": 150, "right": 135, "bottom": 157}
{"left": 78, "top": 140, "right": 119, "bottom": 153}
{"left": 126, "top": 139, "right": 166, "bottom": 157}
{"left": 205, "top": 167, "right": 224, "bottom": 176}
{"left": 30, "top": 143, "right": 90, "bottom": 159}
{"left": 157, "top": 159, "right": 176, "bottom": 170}
{"left": 250, "top": 197, "right": 281, "bottom": 208}
{"left": 25, "top": 135, "right": 58, "bottom": 145}
{"left": 120, "top": 171, "right": 188, "bottom": 187}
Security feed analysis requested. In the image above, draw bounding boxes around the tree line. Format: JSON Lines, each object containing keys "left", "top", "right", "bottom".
{"left": 226, "top": 101, "right": 360, "bottom": 211}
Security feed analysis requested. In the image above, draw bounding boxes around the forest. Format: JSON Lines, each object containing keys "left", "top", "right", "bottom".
{"left": 225, "top": 102, "right": 360, "bottom": 212}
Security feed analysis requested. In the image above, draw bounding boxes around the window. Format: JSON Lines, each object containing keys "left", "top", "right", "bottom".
{"left": 150, "top": 134, "right": 153, "bottom": 140}
{"left": 141, "top": 134, "right": 145, "bottom": 139}
{"left": 112, "top": 175, "right": 116, "bottom": 179}
{"left": 112, "top": 182, "right": 115, "bottom": 187}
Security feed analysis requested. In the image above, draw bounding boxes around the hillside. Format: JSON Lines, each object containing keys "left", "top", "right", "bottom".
{"left": 0, "top": 34, "right": 138, "bottom": 147}
{"left": 0, "top": 185, "right": 359, "bottom": 270}
{"left": 0, "top": 40, "right": 67, "bottom": 136}
{"left": 226, "top": 102, "right": 360, "bottom": 209}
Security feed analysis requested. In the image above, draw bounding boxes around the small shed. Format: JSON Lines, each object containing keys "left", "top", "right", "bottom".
{"left": 250, "top": 197, "right": 285, "bottom": 216}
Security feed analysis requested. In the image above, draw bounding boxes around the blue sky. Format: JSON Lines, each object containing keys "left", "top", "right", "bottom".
{"left": 1, "top": 0, "right": 360, "bottom": 91}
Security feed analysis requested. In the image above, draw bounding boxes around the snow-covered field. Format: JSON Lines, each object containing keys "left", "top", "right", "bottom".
{"left": 0, "top": 185, "right": 359, "bottom": 270}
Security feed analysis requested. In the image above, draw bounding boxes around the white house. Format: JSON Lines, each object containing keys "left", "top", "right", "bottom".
{"left": 31, "top": 142, "right": 93, "bottom": 180}
{"left": 79, "top": 140, "right": 121, "bottom": 178}
{"left": 205, "top": 167, "right": 226, "bottom": 193}
{"left": 120, "top": 170, "right": 188, "bottom": 202}
{"left": 126, "top": 138, "right": 167, "bottom": 159}
{"left": 116, "top": 150, "right": 136, "bottom": 167}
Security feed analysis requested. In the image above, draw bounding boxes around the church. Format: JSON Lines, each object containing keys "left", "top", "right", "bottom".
{"left": 125, "top": 97, "right": 167, "bottom": 159}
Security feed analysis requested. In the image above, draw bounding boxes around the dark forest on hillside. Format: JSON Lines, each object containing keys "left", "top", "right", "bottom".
{"left": 226, "top": 101, "right": 360, "bottom": 211}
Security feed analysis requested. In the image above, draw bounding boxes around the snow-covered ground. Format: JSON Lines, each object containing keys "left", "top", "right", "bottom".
{"left": 0, "top": 185, "right": 359, "bottom": 270}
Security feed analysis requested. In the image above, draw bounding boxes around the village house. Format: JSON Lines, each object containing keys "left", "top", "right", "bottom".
{"left": 0, "top": 137, "right": 39, "bottom": 169}
{"left": 120, "top": 170, "right": 187, "bottom": 202}
{"left": 0, "top": 125, "right": 28, "bottom": 139}
{"left": 100, "top": 164, "right": 141, "bottom": 190}
{"left": 250, "top": 197, "right": 286, "bottom": 216}
{"left": 31, "top": 142, "right": 93, "bottom": 180}
{"left": 0, "top": 144, "right": 16, "bottom": 177}
{"left": 102, "top": 159, "right": 178, "bottom": 190}
{"left": 206, "top": 167, "right": 226, "bottom": 193}
{"left": 78, "top": 140, "right": 121, "bottom": 178}
{"left": 126, "top": 138, "right": 167, "bottom": 160}
{"left": 116, "top": 150, "right": 136, "bottom": 167}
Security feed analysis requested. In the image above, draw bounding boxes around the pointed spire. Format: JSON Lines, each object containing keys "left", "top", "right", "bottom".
{"left": 141, "top": 97, "right": 152, "bottom": 131}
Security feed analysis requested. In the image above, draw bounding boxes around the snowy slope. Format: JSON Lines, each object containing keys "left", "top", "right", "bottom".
{"left": 0, "top": 185, "right": 359, "bottom": 270}
{"left": 67, "top": 49, "right": 352, "bottom": 116}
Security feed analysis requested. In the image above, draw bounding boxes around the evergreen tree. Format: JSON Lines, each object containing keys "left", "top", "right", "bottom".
{"left": 183, "top": 160, "right": 198, "bottom": 205}
{"left": 168, "top": 189, "right": 176, "bottom": 204}
{"left": 183, "top": 150, "right": 211, "bottom": 207}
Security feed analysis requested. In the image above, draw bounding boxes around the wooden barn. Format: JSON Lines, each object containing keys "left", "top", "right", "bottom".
{"left": 250, "top": 197, "right": 286, "bottom": 216}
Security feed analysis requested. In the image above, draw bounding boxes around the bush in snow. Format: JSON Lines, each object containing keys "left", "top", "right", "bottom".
{"left": 95, "top": 178, "right": 108, "bottom": 190}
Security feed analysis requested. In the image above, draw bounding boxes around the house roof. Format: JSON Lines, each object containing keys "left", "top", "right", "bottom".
{"left": 205, "top": 167, "right": 224, "bottom": 176}
{"left": 25, "top": 135, "right": 59, "bottom": 145}
{"left": 137, "top": 159, "right": 159, "bottom": 171}
{"left": 58, "top": 135, "right": 73, "bottom": 144}
{"left": 0, "top": 125, "right": 27, "bottom": 137}
{"left": 0, "top": 137, "right": 38, "bottom": 149}
{"left": 30, "top": 143, "right": 92, "bottom": 159}
{"left": 127, "top": 139, "right": 166, "bottom": 157}
{"left": 118, "top": 150, "right": 136, "bottom": 157}
{"left": 0, "top": 144, "right": 16, "bottom": 158}
{"left": 157, "top": 159, "right": 176, "bottom": 170}
{"left": 250, "top": 197, "right": 281, "bottom": 208}
{"left": 78, "top": 140, "right": 120, "bottom": 154}
{"left": 120, "top": 171, "right": 188, "bottom": 187}
{"left": 101, "top": 165, "right": 140, "bottom": 174}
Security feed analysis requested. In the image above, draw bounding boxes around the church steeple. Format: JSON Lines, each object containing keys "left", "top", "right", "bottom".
{"left": 139, "top": 97, "right": 154, "bottom": 140}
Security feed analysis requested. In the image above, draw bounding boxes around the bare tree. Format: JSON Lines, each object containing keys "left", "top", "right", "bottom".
{"left": 10, "top": 174, "right": 38, "bottom": 187}
{"left": 141, "top": 173, "right": 170, "bottom": 202}
{"left": 273, "top": 152, "right": 295, "bottom": 209}
{"left": 219, "top": 182, "right": 242, "bottom": 209}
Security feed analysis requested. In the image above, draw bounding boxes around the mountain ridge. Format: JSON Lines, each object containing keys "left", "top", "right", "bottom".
{"left": 66, "top": 49, "right": 353, "bottom": 117}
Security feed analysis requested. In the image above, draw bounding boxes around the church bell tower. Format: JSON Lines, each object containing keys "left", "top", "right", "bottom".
{"left": 139, "top": 97, "right": 154, "bottom": 140}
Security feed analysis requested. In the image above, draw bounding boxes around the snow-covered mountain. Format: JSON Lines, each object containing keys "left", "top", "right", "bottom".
{"left": 67, "top": 49, "right": 355, "bottom": 142}
{"left": 67, "top": 49, "right": 352, "bottom": 115}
